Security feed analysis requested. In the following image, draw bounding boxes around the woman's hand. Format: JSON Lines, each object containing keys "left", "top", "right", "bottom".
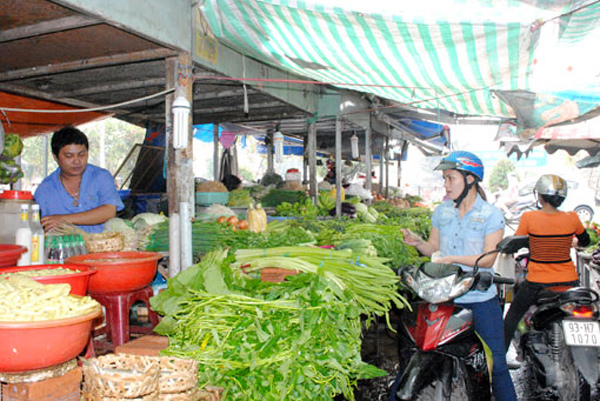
{"left": 401, "top": 228, "right": 423, "bottom": 247}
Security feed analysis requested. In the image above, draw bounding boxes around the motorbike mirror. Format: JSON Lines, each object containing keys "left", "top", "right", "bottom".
{"left": 496, "top": 235, "right": 529, "bottom": 254}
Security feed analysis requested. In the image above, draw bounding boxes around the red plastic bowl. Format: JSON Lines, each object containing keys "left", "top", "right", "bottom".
{"left": 0, "top": 264, "right": 97, "bottom": 296}
{"left": 0, "top": 245, "right": 27, "bottom": 268}
{"left": 0, "top": 305, "right": 102, "bottom": 372}
{"left": 66, "top": 251, "right": 163, "bottom": 294}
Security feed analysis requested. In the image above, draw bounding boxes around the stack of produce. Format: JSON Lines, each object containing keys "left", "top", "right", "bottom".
{"left": 226, "top": 188, "right": 253, "bottom": 207}
{"left": 0, "top": 275, "right": 99, "bottom": 321}
{"left": 0, "top": 133, "right": 24, "bottom": 184}
{"left": 151, "top": 248, "right": 404, "bottom": 400}
{"left": 196, "top": 180, "right": 227, "bottom": 193}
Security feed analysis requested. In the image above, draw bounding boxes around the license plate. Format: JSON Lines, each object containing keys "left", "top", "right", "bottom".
{"left": 562, "top": 320, "right": 600, "bottom": 347}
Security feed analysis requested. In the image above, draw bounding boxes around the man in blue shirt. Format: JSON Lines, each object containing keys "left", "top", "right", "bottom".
{"left": 34, "top": 126, "right": 124, "bottom": 233}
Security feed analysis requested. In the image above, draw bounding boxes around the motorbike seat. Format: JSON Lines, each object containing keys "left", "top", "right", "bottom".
{"left": 537, "top": 286, "right": 596, "bottom": 305}
{"left": 537, "top": 286, "right": 573, "bottom": 304}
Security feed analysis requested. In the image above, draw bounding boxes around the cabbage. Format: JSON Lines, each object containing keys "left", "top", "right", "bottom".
{"left": 104, "top": 218, "right": 134, "bottom": 233}
{"left": 132, "top": 213, "right": 168, "bottom": 229}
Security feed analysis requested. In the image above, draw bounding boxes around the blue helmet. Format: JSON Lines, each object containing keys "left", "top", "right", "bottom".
{"left": 434, "top": 151, "right": 484, "bottom": 181}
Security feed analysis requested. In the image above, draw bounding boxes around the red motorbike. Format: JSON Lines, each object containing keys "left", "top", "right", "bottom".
{"left": 390, "top": 236, "right": 526, "bottom": 400}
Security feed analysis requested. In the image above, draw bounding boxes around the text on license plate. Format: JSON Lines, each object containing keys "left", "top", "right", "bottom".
{"left": 562, "top": 320, "right": 600, "bottom": 347}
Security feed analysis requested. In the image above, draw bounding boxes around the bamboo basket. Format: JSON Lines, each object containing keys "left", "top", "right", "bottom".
{"left": 85, "top": 232, "right": 125, "bottom": 253}
{"left": 82, "top": 390, "right": 159, "bottom": 401}
{"left": 82, "top": 354, "right": 159, "bottom": 399}
{"left": 158, "top": 356, "right": 198, "bottom": 395}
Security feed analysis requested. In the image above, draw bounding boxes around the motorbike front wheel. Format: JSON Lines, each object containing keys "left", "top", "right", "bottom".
{"left": 415, "top": 376, "right": 470, "bottom": 401}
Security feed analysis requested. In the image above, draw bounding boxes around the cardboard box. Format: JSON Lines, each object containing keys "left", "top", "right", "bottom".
{"left": 115, "top": 335, "right": 168, "bottom": 356}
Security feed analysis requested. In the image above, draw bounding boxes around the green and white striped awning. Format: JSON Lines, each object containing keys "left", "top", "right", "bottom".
{"left": 198, "top": 0, "right": 600, "bottom": 119}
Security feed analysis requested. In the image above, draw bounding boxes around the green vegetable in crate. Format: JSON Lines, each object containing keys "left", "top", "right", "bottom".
{"left": 260, "top": 188, "right": 307, "bottom": 207}
{"left": 2, "top": 133, "right": 23, "bottom": 159}
{"left": 226, "top": 188, "right": 253, "bottom": 207}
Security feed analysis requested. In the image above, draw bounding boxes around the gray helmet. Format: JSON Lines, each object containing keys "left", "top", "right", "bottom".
{"left": 534, "top": 174, "right": 567, "bottom": 198}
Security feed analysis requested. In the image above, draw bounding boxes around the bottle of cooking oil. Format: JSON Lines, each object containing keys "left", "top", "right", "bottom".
{"left": 29, "top": 204, "right": 45, "bottom": 265}
{"left": 15, "top": 204, "right": 32, "bottom": 266}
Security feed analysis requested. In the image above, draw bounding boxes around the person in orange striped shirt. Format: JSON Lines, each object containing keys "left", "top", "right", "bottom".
{"left": 504, "top": 174, "right": 590, "bottom": 350}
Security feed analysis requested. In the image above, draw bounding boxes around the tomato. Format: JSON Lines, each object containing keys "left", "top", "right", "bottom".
{"left": 217, "top": 216, "right": 227, "bottom": 224}
{"left": 227, "top": 216, "right": 239, "bottom": 226}
{"left": 237, "top": 219, "right": 249, "bottom": 230}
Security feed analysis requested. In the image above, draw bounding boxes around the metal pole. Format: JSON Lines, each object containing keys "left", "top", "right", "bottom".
{"left": 335, "top": 115, "right": 342, "bottom": 217}
{"left": 267, "top": 131, "right": 274, "bottom": 174}
{"left": 308, "top": 120, "right": 317, "bottom": 203}
{"left": 385, "top": 136, "right": 389, "bottom": 198}
{"left": 365, "top": 116, "right": 372, "bottom": 205}
{"left": 213, "top": 124, "right": 219, "bottom": 181}
{"left": 379, "top": 143, "right": 384, "bottom": 196}
{"left": 42, "top": 134, "right": 49, "bottom": 179}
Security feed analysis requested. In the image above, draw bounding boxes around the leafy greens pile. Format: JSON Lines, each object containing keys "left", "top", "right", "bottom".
{"left": 150, "top": 249, "right": 393, "bottom": 400}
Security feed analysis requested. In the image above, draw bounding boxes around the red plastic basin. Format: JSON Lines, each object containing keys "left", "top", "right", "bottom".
{"left": 0, "top": 244, "right": 27, "bottom": 268}
{"left": 66, "top": 251, "right": 162, "bottom": 294}
{"left": 0, "top": 305, "right": 102, "bottom": 372}
{"left": 0, "top": 264, "right": 97, "bottom": 296}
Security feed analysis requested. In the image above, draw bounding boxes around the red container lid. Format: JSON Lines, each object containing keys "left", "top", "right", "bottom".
{"left": 0, "top": 190, "right": 33, "bottom": 200}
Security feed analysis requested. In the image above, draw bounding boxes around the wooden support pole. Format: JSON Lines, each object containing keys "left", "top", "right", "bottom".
{"left": 166, "top": 53, "right": 194, "bottom": 276}
{"left": 308, "top": 119, "right": 317, "bottom": 203}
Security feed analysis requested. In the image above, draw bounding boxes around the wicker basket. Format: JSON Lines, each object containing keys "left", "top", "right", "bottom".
{"left": 85, "top": 232, "right": 125, "bottom": 253}
{"left": 158, "top": 356, "right": 198, "bottom": 394}
{"left": 82, "top": 354, "right": 160, "bottom": 399}
{"left": 82, "top": 390, "right": 159, "bottom": 401}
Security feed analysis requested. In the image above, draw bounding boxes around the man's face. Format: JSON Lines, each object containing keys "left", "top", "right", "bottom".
{"left": 54, "top": 144, "right": 88, "bottom": 177}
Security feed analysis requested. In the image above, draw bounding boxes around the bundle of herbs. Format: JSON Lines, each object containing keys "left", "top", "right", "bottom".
{"left": 233, "top": 246, "right": 409, "bottom": 316}
{"left": 151, "top": 250, "right": 387, "bottom": 400}
{"left": 145, "top": 220, "right": 315, "bottom": 255}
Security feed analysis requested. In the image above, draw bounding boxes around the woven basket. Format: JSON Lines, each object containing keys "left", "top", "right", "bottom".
{"left": 82, "top": 354, "right": 159, "bottom": 398}
{"left": 158, "top": 356, "right": 198, "bottom": 394}
{"left": 82, "top": 390, "right": 159, "bottom": 401}
{"left": 85, "top": 232, "right": 125, "bottom": 253}
{"left": 158, "top": 387, "right": 198, "bottom": 401}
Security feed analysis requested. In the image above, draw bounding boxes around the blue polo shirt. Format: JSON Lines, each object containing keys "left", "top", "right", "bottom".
{"left": 431, "top": 194, "right": 505, "bottom": 303}
{"left": 34, "top": 164, "right": 125, "bottom": 233}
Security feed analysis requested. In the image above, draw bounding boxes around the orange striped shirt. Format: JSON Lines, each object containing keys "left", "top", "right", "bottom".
{"left": 515, "top": 210, "right": 585, "bottom": 283}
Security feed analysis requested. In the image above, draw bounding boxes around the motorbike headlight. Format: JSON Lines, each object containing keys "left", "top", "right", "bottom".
{"left": 407, "top": 271, "right": 474, "bottom": 304}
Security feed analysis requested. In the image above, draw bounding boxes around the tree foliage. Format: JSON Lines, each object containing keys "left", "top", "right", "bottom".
{"left": 19, "top": 119, "right": 145, "bottom": 191}
{"left": 488, "top": 159, "right": 516, "bottom": 193}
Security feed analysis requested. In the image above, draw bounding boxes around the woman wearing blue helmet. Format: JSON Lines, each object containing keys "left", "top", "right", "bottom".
{"left": 402, "top": 150, "right": 516, "bottom": 401}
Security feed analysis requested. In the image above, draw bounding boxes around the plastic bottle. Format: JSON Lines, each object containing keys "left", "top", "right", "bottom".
{"left": 45, "top": 236, "right": 57, "bottom": 264}
{"left": 76, "top": 234, "right": 88, "bottom": 255}
{"left": 55, "top": 236, "right": 65, "bottom": 264}
{"left": 29, "top": 204, "right": 45, "bottom": 265}
{"left": 15, "top": 204, "right": 32, "bottom": 266}
{"left": 63, "top": 235, "right": 74, "bottom": 260}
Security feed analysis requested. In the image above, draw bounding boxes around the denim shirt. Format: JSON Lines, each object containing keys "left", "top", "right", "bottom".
{"left": 431, "top": 194, "right": 505, "bottom": 303}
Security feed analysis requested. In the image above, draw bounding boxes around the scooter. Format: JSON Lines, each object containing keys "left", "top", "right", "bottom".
{"left": 390, "top": 235, "right": 526, "bottom": 400}
{"left": 513, "top": 255, "right": 600, "bottom": 400}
